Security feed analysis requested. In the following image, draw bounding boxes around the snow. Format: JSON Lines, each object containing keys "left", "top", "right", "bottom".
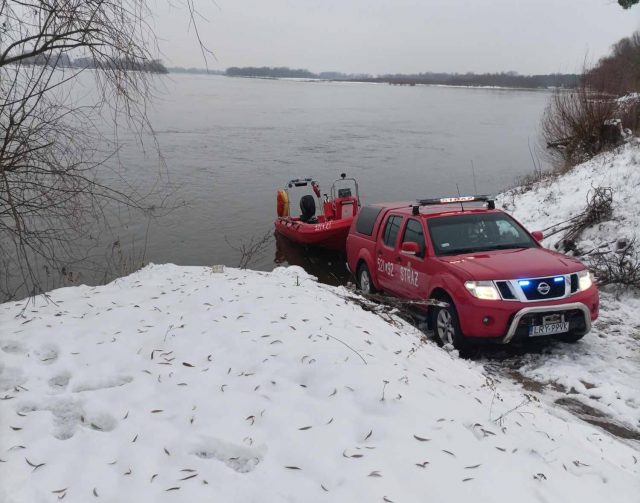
{"left": 617, "top": 93, "right": 640, "bottom": 103}
{"left": 497, "top": 143, "right": 640, "bottom": 434}
{"left": 1, "top": 264, "right": 639, "bottom": 503}
{"left": 499, "top": 142, "right": 640, "bottom": 253}
{"left": 511, "top": 292, "right": 640, "bottom": 427}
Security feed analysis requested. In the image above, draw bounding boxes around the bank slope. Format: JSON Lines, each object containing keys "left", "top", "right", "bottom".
{"left": 497, "top": 143, "right": 640, "bottom": 434}
{"left": 1, "top": 264, "right": 638, "bottom": 503}
{"left": 500, "top": 142, "right": 640, "bottom": 252}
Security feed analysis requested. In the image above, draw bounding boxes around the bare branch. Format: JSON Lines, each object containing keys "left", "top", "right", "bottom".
{"left": 0, "top": 0, "right": 213, "bottom": 301}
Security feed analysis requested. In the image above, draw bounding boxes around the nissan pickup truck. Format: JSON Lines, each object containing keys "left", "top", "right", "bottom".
{"left": 346, "top": 196, "right": 599, "bottom": 350}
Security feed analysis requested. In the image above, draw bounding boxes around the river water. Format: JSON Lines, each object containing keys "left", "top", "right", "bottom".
{"left": 29, "top": 74, "right": 556, "bottom": 291}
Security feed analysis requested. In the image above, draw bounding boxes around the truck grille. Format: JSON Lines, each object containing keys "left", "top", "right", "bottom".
{"left": 496, "top": 281, "right": 517, "bottom": 300}
{"left": 570, "top": 273, "right": 579, "bottom": 293}
{"left": 518, "top": 276, "right": 566, "bottom": 301}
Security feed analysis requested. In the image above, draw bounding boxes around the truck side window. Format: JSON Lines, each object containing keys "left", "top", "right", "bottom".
{"left": 402, "top": 218, "right": 426, "bottom": 258}
{"left": 382, "top": 215, "right": 402, "bottom": 248}
{"left": 356, "top": 206, "right": 383, "bottom": 236}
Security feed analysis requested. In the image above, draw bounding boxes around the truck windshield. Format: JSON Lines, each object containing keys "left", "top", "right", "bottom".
{"left": 427, "top": 212, "right": 538, "bottom": 256}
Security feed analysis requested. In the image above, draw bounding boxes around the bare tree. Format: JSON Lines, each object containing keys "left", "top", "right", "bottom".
{"left": 588, "top": 238, "right": 640, "bottom": 293}
{"left": 541, "top": 81, "right": 618, "bottom": 169}
{"left": 541, "top": 81, "right": 640, "bottom": 169}
{"left": 225, "top": 230, "right": 274, "bottom": 270}
{"left": 0, "top": 1, "right": 211, "bottom": 301}
{"left": 542, "top": 34, "right": 640, "bottom": 170}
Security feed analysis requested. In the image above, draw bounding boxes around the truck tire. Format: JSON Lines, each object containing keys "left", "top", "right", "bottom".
{"left": 431, "top": 295, "right": 467, "bottom": 351}
{"left": 357, "top": 263, "right": 376, "bottom": 295}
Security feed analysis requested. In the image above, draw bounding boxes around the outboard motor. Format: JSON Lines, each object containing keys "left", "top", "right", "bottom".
{"left": 299, "top": 195, "right": 317, "bottom": 223}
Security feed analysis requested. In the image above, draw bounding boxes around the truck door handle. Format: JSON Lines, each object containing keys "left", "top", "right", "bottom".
{"left": 377, "top": 250, "right": 382, "bottom": 256}
{"left": 395, "top": 257, "right": 402, "bottom": 263}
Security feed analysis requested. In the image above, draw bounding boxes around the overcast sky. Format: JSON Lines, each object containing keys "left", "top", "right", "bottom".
{"left": 154, "top": 0, "right": 640, "bottom": 75}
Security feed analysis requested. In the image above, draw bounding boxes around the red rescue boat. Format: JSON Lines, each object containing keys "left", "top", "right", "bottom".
{"left": 274, "top": 174, "right": 361, "bottom": 251}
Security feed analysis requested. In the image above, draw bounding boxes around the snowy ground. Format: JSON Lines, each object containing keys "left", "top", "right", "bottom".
{"left": 495, "top": 143, "right": 640, "bottom": 438}
{"left": 1, "top": 264, "right": 639, "bottom": 503}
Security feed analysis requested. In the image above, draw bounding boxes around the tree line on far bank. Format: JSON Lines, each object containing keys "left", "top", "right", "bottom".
{"left": 225, "top": 66, "right": 371, "bottom": 80}
{"left": 21, "top": 52, "right": 168, "bottom": 73}
{"left": 225, "top": 66, "right": 579, "bottom": 89}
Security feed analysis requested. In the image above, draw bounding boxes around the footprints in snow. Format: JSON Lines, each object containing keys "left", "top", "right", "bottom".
{"left": 33, "top": 344, "right": 59, "bottom": 365}
{"left": 47, "top": 371, "right": 134, "bottom": 393}
{"left": 48, "top": 371, "right": 72, "bottom": 390}
{"left": 27, "top": 373, "right": 133, "bottom": 439}
{"left": 192, "top": 436, "right": 265, "bottom": 473}
{"left": 0, "top": 340, "right": 29, "bottom": 391}
{"left": 2, "top": 336, "right": 261, "bottom": 470}
{"left": 1, "top": 338, "right": 132, "bottom": 440}
{"left": 72, "top": 375, "right": 133, "bottom": 393}
{"left": 19, "top": 398, "right": 117, "bottom": 440}
{"left": 1, "top": 340, "right": 58, "bottom": 365}
{"left": 0, "top": 339, "right": 27, "bottom": 354}
{"left": 2, "top": 337, "right": 133, "bottom": 393}
{"left": 0, "top": 361, "right": 25, "bottom": 391}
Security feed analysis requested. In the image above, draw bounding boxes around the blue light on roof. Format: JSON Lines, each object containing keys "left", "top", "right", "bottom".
{"left": 518, "top": 280, "right": 530, "bottom": 287}
{"left": 554, "top": 277, "right": 564, "bottom": 283}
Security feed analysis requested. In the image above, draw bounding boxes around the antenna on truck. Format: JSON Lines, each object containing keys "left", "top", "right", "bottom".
{"left": 470, "top": 160, "right": 478, "bottom": 194}
{"left": 456, "top": 184, "right": 464, "bottom": 212}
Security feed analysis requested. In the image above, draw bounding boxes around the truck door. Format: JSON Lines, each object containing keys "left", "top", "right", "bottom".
{"left": 376, "top": 214, "right": 404, "bottom": 294}
{"left": 395, "top": 218, "right": 429, "bottom": 299}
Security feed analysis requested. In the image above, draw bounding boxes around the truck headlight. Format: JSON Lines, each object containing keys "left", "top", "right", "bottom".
{"left": 465, "top": 280, "right": 500, "bottom": 300}
{"left": 577, "top": 270, "right": 594, "bottom": 291}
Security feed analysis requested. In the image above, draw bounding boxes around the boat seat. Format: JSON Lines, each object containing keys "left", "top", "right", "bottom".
{"left": 300, "top": 195, "right": 318, "bottom": 223}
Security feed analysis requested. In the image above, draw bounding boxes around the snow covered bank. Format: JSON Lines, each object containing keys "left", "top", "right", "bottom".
{"left": 497, "top": 143, "right": 640, "bottom": 435}
{"left": 1, "top": 264, "right": 638, "bottom": 502}
{"left": 500, "top": 142, "right": 640, "bottom": 253}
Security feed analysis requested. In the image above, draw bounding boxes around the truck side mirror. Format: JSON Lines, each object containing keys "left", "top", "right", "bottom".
{"left": 531, "top": 231, "right": 544, "bottom": 242}
{"left": 401, "top": 241, "right": 420, "bottom": 256}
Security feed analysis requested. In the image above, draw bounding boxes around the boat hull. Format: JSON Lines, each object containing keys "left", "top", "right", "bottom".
{"left": 274, "top": 217, "right": 353, "bottom": 251}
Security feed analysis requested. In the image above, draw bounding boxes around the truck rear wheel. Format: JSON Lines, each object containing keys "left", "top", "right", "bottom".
{"left": 357, "top": 263, "right": 376, "bottom": 295}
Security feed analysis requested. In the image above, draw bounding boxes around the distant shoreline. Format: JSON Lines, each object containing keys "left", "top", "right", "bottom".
{"left": 168, "top": 71, "right": 560, "bottom": 91}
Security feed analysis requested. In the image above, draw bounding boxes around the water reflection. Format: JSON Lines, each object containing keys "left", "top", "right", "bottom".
{"left": 273, "top": 232, "right": 350, "bottom": 286}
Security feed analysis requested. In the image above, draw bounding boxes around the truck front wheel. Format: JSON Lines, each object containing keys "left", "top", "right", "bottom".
{"left": 431, "top": 296, "right": 466, "bottom": 351}
{"left": 357, "top": 263, "right": 376, "bottom": 295}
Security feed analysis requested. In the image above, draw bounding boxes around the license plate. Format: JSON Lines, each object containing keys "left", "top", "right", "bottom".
{"left": 529, "top": 321, "right": 570, "bottom": 337}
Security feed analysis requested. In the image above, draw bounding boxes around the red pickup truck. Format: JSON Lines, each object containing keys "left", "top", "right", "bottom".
{"left": 346, "top": 196, "right": 599, "bottom": 349}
